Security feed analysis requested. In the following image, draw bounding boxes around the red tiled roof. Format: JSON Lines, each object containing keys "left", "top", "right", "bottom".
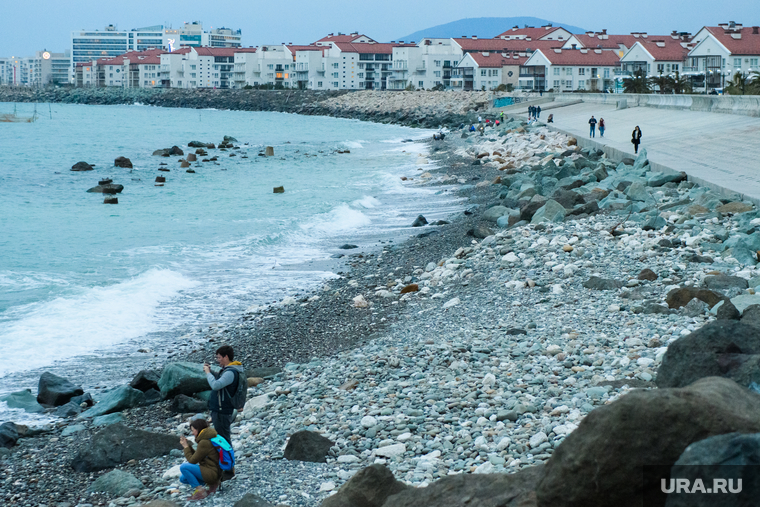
{"left": 193, "top": 47, "right": 257, "bottom": 56}
{"left": 316, "top": 33, "right": 373, "bottom": 44}
{"left": 704, "top": 26, "right": 760, "bottom": 55}
{"left": 633, "top": 39, "right": 692, "bottom": 61}
{"left": 333, "top": 42, "right": 416, "bottom": 54}
{"left": 453, "top": 38, "right": 563, "bottom": 53}
{"left": 531, "top": 48, "right": 621, "bottom": 66}
{"left": 495, "top": 26, "right": 566, "bottom": 40}
{"left": 570, "top": 34, "right": 639, "bottom": 50}
{"left": 465, "top": 52, "right": 529, "bottom": 67}
{"left": 285, "top": 45, "right": 327, "bottom": 56}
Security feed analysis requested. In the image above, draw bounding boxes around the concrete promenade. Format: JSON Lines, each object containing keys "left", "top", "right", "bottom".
{"left": 514, "top": 101, "right": 760, "bottom": 204}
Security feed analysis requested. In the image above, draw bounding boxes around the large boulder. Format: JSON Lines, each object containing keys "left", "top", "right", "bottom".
{"left": 530, "top": 200, "right": 565, "bottom": 224}
{"left": 71, "top": 423, "right": 180, "bottom": 472}
{"left": 170, "top": 394, "right": 207, "bottom": 414}
{"left": 168, "top": 146, "right": 184, "bottom": 156}
{"left": 129, "top": 370, "right": 160, "bottom": 392}
{"left": 234, "top": 493, "right": 275, "bottom": 507}
{"left": 384, "top": 465, "right": 542, "bottom": 507}
{"left": 321, "top": 464, "right": 410, "bottom": 507}
{"left": 656, "top": 321, "right": 760, "bottom": 388}
{"left": 666, "top": 287, "right": 727, "bottom": 309}
{"left": 71, "top": 161, "right": 94, "bottom": 171}
{"left": 661, "top": 432, "right": 760, "bottom": 507}
{"left": 0, "top": 422, "right": 19, "bottom": 449}
{"left": 0, "top": 390, "right": 44, "bottom": 413}
{"left": 37, "top": 372, "right": 84, "bottom": 407}
{"left": 703, "top": 274, "right": 749, "bottom": 292}
{"left": 535, "top": 377, "right": 760, "bottom": 507}
{"left": 87, "top": 469, "right": 144, "bottom": 497}
{"left": 157, "top": 362, "right": 209, "bottom": 399}
{"left": 78, "top": 385, "right": 145, "bottom": 418}
{"left": 483, "top": 206, "right": 511, "bottom": 222}
{"left": 114, "top": 156, "right": 133, "bottom": 168}
{"left": 86, "top": 184, "right": 124, "bottom": 194}
{"left": 284, "top": 430, "right": 333, "bottom": 463}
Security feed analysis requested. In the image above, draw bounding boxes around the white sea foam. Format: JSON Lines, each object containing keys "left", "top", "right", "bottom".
{"left": 300, "top": 204, "right": 371, "bottom": 235}
{"left": 0, "top": 269, "right": 197, "bottom": 377}
{"left": 341, "top": 140, "right": 365, "bottom": 149}
{"left": 353, "top": 196, "right": 382, "bottom": 209}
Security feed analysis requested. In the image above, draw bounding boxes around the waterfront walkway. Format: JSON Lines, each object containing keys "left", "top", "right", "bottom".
{"left": 514, "top": 101, "right": 760, "bottom": 203}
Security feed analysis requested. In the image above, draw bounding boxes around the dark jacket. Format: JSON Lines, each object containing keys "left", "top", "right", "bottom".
{"left": 632, "top": 129, "right": 642, "bottom": 143}
{"left": 183, "top": 427, "right": 221, "bottom": 486}
{"left": 589, "top": 118, "right": 597, "bottom": 126}
{"left": 207, "top": 363, "right": 245, "bottom": 414}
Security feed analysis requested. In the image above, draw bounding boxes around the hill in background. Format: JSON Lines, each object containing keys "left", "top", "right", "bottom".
{"left": 396, "top": 16, "right": 587, "bottom": 43}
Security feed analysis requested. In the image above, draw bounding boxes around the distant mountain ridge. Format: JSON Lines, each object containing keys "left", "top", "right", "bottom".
{"left": 396, "top": 17, "right": 587, "bottom": 43}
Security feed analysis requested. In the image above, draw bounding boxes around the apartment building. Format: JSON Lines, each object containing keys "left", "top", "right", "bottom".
{"left": 451, "top": 51, "right": 529, "bottom": 90}
{"left": 620, "top": 33, "right": 692, "bottom": 78}
{"left": 522, "top": 48, "right": 620, "bottom": 91}
{"left": 687, "top": 22, "right": 760, "bottom": 90}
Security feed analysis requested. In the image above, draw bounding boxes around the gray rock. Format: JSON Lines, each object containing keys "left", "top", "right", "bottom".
{"left": 71, "top": 161, "right": 94, "bottom": 171}
{"left": 0, "top": 423, "right": 19, "bottom": 449}
{"left": 536, "top": 377, "right": 760, "bottom": 507}
{"left": 86, "top": 184, "right": 124, "bottom": 194}
{"left": 143, "top": 388, "right": 162, "bottom": 405}
{"left": 641, "top": 215, "right": 666, "bottom": 231}
{"left": 666, "top": 287, "right": 727, "bottom": 309}
{"left": 637, "top": 269, "right": 658, "bottom": 281}
{"left": 583, "top": 277, "right": 624, "bottom": 291}
{"left": 0, "top": 390, "right": 44, "bottom": 413}
{"left": 129, "top": 370, "right": 160, "bottom": 392}
{"left": 703, "top": 275, "right": 749, "bottom": 292}
{"left": 647, "top": 171, "right": 686, "bottom": 187}
{"left": 54, "top": 401, "right": 83, "bottom": 418}
{"left": 233, "top": 493, "right": 275, "bottom": 507}
{"left": 411, "top": 215, "right": 428, "bottom": 227}
{"left": 78, "top": 386, "right": 145, "bottom": 418}
{"left": 384, "top": 465, "right": 542, "bottom": 507}
{"left": 531, "top": 200, "right": 565, "bottom": 224}
{"left": 716, "top": 300, "right": 741, "bottom": 320}
{"left": 681, "top": 298, "right": 709, "bottom": 317}
{"left": 37, "top": 372, "right": 84, "bottom": 407}
{"left": 92, "top": 413, "right": 124, "bottom": 427}
{"left": 740, "top": 305, "right": 760, "bottom": 327}
{"left": 322, "top": 464, "right": 410, "bottom": 507}
{"left": 284, "top": 430, "right": 333, "bottom": 463}
{"left": 71, "top": 423, "right": 180, "bottom": 472}
{"left": 61, "top": 424, "right": 87, "bottom": 437}
{"left": 482, "top": 206, "right": 510, "bottom": 222}
{"left": 157, "top": 362, "right": 209, "bottom": 399}
{"left": 87, "top": 469, "right": 144, "bottom": 497}
{"left": 170, "top": 394, "right": 208, "bottom": 414}
{"left": 657, "top": 321, "right": 760, "bottom": 389}
{"left": 625, "top": 182, "right": 654, "bottom": 203}
{"left": 469, "top": 224, "right": 494, "bottom": 239}
{"left": 730, "top": 294, "right": 760, "bottom": 313}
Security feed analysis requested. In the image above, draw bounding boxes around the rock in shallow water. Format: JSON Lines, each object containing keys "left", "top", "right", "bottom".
{"left": 37, "top": 372, "right": 84, "bottom": 407}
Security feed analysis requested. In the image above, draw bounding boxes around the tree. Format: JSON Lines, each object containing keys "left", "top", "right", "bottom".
{"left": 623, "top": 69, "right": 651, "bottom": 94}
{"left": 748, "top": 71, "right": 760, "bottom": 94}
{"left": 405, "top": 82, "right": 416, "bottom": 91}
{"left": 650, "top": 72, "right": 672, "bottom": 94}
{"left": 725, "top": 72, "right": 750, "bottom": 95}
{"left": 670, "top": 71, "right": 692, "bottom": 94}
{"left": 431, "top": 83, "right": 445, "bottom": 91}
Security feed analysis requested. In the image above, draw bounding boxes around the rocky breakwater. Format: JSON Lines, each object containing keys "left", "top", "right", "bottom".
{"left": 0, "top": 87, "right": 489, "bottom": 128}
{"left": 6, "top": 118, "right": 760, "bottom": 506}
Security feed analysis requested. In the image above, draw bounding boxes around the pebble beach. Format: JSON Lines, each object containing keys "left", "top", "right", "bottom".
{"left": 3, "top": 96, "right": 760, "bottom": 507}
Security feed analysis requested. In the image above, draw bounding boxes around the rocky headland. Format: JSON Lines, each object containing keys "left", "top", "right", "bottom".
{"left": 3, "top": 100, "right": 760, "bottom": 507}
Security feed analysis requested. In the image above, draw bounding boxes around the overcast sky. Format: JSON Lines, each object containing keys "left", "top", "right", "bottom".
{"left": 3, "top": 0, "right": 758, "bottom": 57}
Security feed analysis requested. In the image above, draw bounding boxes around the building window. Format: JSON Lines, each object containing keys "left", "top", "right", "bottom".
{"left": 604, "top": 68, "right": 610, "bottom": 78}
{"left": 267, "top": 64, "right": 273, "bottom": 69}
{"left": 480, "top": 69, "right": 486, "bottom": 76}
{"left": 358, "top": 72, "right": 364, "bottom": 78}
{"left": 333, "top": 81, "right": 339, "bottom": 87}
{"left": 318, "top": 81, "right": 322, "bottom": 87}
{"left": 434, "top": 71, "right": 441, "bottom": 77}
{"left": 553, "top": 67, "right": 560, "bottom": 76}
{"left": 553, "top": 80, "right": 559, "bottom": 87}
{"left": 333, "top": 63, "right": 339, "bottom": 68}
{"left": 418, "top": 81, "right": 423, "bottom": 88}
{"left": 434, "top": 60, "right": 441, "bottom": 67}
{"left": 750, "top": 58, "right": 758, "bottom": 66}
{"left": 657, "top": 64, "right": 664, "bottom": 72}
{"left": 332, "top": 72, "right": 339, "bottom": 78}
{"left": 191, "top": 65, "right": 196, "bottom": 70}
{"left": 578, "top": 68, "right": 585, "bottom": 75}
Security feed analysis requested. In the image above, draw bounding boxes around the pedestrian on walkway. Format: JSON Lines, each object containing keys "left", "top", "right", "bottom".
{"left": 536, "top": 106, "right": 541, "bottom": 119}
{"left": 598, "top": 118, "right": 605, "bottom": 137}
{"left": 547, "top": 114, "right": 554, "bottom": 123}
{"left": 588, "top": 116, "right": 597, "bottom": 137}
{"left": 631, "top": 126, "right": 642, "bottom": 154}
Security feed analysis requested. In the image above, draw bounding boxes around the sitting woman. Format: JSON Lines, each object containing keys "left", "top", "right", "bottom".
{"left": 179, "top": 419, "right": 221, "bottom": 501}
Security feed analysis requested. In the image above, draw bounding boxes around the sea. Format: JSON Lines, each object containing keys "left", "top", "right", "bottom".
{"left": 0, "top": 102, "right": 462, "bottom": 426}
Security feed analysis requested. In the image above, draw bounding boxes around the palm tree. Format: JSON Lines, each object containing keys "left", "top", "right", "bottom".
{"left": 725, "top": 72, "right": 750, "bottom": 95}
{"left": 623, "top": 69, "right": 651, "bottom": 94}
{"left": 650, "top": 72, "right": 671, "bottom": 94}
{"left": 670, "top": 71, "right": 692, "bottom": 94}
{"left": 749, "top": 71, "right": 760, "bottom": 94}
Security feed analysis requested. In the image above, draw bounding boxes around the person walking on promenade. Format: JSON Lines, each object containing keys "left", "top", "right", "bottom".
{"left": 204, "top": 345, "right": 245, "bottom": 447}
{"left": 547, "top": 114, "right": 554, "bottom": 123}
{"left": 599, "top": 118, "right": 606, "bottom": 137}
{"left": 179, "top": 419, "right": 221, "bottom": 501}
{"left": 500, "top": 111, "right": 504, "bottom": 123}
{"left": 536, "top": 106, "right": 541, "bottom": 119}
{"left": 631, "top": 126, "right": 642, "bottom": 154}
{"left": 588, "top": 116, "right": 597, "bottom": 137}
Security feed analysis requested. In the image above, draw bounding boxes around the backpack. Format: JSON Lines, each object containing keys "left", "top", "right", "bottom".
{"left": 217, "top": 366, "right": 248, "bottom": 412}
{"left": 210, "top": 435, "right": 235, "bottom": 471}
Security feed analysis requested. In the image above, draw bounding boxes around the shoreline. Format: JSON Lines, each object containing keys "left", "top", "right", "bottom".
{"left": 3, "top": 105, "right": 760, "bottom": 506}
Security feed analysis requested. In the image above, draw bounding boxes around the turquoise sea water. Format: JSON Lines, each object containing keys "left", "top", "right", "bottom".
{"left": 0, "top": 103, "right": 460, "bottom": 422}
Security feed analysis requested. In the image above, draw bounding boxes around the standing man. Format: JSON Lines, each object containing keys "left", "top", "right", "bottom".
{"left": 536, "top": 106, "right": 541, "bottom": 119}
{"left": 204, "top": 345, "right": 245, "bottom": 446}
{"left": 500, "top": 111, "right": 504, "bottom": 123}
{"left": 588, "top": 115, "right": 597, "bottom": 137}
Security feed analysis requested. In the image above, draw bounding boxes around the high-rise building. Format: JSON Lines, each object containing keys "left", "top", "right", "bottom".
{"left": 70, "top": 23, "right": 242, "bottom": 81}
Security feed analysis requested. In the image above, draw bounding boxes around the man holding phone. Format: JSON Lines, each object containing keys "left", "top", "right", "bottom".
{"left": 204, "top": 345, "right": 245, "bottom": 446}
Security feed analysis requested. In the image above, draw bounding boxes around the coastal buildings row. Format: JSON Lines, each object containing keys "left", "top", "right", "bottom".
{"left": 0, "top": 51, "right": 71, "bottom": 86}
{"left": 4, "top": 21, "right": 759, "bottom": 92}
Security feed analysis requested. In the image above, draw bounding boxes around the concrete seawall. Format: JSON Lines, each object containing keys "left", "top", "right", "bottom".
{"left": 551, "top": 92, "right": 760, "bottom": 117}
